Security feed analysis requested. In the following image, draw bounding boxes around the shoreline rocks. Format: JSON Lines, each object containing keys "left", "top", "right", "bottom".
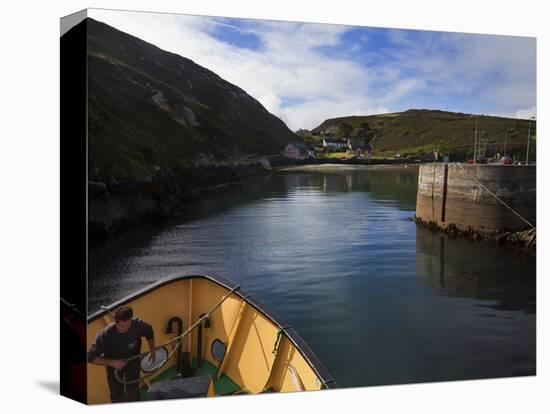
{"left": 413, "top": 216, "right": 536, "bottom": 249}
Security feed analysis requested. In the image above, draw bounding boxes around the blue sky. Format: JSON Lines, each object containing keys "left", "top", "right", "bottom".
{"left": 89, "top": 10, "right": 536, "bottom": 130}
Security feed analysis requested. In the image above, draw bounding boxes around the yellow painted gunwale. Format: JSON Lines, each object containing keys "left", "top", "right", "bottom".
{"left": 86, "top": 274, "right": 335, "bottom": 404}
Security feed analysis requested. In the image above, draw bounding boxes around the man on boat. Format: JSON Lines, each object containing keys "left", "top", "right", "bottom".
{"left": 87, "top": 306, "right": 156, "bottom": 403}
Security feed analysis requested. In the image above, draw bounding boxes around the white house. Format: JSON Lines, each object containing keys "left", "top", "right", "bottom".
{"left": 322, "top": 138, "right": 348, "bottom": 150}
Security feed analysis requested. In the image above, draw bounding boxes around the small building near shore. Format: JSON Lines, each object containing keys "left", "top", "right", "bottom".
{"left": 347, "top": 138, "right": 372, "bottom": 158}
{"left": 283, "top": 142, "right": 315, "bottom": 160}
{"left": 322, "top": 138, "right": 348, "bottom": 150}
{"left": 417, "top": 151, "right": 439, "bottom": 162}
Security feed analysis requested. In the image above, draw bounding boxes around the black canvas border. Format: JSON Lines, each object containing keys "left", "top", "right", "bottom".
{"left": 60, "top": 16, "right": 88, "bottom": 404}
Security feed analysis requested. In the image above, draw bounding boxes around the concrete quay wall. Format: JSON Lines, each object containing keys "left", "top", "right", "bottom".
{"left": 416, "top": 163, "right": 536, "bottom": 232}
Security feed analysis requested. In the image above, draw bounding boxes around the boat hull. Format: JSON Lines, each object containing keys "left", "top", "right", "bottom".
{"left": 86, "top": 274, "right": 335, "bottom": 404}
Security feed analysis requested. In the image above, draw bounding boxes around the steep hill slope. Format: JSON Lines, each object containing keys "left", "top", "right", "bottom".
{"left": 312, "top": 109, "right": 536, "bottom": 160}
{"left": 86, "top": 18, "right": 296, "bottom": 181}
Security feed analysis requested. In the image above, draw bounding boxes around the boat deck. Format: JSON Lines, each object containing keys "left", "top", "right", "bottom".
{"left": 139, "top": 358, "right": 242, "bottom": 399}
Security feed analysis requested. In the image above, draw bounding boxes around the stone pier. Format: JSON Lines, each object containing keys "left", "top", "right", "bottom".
{"left": 416, "top": 163, "right": 536, "bottom": 232}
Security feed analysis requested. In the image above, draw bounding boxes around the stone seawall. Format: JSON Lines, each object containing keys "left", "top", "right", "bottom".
{"left": 89, "top": 161, "right": 269, "bottom": 240}
{"left": 416, "top": 163, "right": 536, "bottom": 232}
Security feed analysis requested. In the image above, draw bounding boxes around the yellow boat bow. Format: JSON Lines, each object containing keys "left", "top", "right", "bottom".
{"left": 86, "top": 274, "right": 336, "bottom": 403}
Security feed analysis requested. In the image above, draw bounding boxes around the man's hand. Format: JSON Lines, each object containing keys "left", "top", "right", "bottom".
{"left": 147, "top": 337, "right": 156, "bottom": 365}
{"left": 110, "top": 360, "right": 127, "bottom": 370}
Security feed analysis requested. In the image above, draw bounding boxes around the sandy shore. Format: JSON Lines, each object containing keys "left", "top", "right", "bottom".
{"left": 274, "top": 163, "right": 420, "bottom": 173}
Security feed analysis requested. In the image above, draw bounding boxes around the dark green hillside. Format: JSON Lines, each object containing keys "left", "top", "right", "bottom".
{"left": 312, "top": 109, "right": 536, "bottom": 160}
{"left": 86, "top": 18, "right": 297, "bottom": 181}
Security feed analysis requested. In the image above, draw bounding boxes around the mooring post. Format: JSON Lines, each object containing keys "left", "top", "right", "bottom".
{"left": 441, "top": 163, "right": 449, "bottom": 223}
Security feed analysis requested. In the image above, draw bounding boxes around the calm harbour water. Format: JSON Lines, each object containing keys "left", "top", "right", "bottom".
{"left": 89, "top": 166, "right": 536, "bottom": 388}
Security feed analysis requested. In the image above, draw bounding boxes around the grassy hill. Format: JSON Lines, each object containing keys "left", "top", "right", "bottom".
{"left": 85, "top": 18, "right": 297, "bottom": 182}
{"left": 311, "top": 109, "right": 536, "bottom": 161}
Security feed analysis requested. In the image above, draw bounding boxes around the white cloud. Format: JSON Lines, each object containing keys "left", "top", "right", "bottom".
{"left": 515, "top": 106, "right": 536, "bottom": 119}
{"left": 88, "top": 10, "right": 395, "bottom": 129}
{"left": 379, "top": 78, "right": 426, "bottom": 104}
{"left": 383, "top": 29, "right": 536, "bottom": 113}
{"left": 279, "top": 98, "right": 389, "bottom": 129}
{"left": 88, "top": 10, "right": 536, "bottom": 130}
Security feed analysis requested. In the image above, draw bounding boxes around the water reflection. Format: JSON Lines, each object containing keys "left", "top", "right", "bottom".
{"left": 416, "top": 226, "right": 536, "bottom": 314}
{"left": 280, "top": 168, "right": 418, "bottom": 210}
{"left": 89, "top": 168, "right": 535, "bottom": 388}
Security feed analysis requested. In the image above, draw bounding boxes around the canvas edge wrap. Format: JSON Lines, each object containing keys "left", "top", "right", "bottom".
{"left": 60, "top": 12, "right": 89, "bottom": 404}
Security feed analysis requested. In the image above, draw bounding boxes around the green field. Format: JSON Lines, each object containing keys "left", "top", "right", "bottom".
{"left": 310, "top": 109, "right": 536, "bottom": 161}
{"left": 322, "top": 152, "right": 350, "bottom": 159}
